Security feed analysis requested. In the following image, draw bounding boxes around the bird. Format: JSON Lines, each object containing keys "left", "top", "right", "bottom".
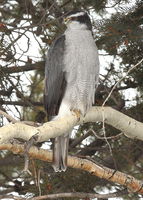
{"left": 44, "top": 10, "right": 100, "bottom": 172}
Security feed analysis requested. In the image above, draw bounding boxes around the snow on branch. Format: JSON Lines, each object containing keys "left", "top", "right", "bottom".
{"left": 0, "top": 106, "right": 143, "bottom": 144}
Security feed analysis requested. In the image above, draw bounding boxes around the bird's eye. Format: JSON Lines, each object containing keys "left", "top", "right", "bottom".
{"left": 64, "top": 16, "right": 78, "bottom": 24}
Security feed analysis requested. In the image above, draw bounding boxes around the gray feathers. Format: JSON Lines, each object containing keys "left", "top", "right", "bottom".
{"left": 44, "top": 11, "right": 100, "bottom": 172}
{"left": 44, "top": 35, "right": 66, "bottom": 116}
{"left": 53, "top": 134, "right": 69, "bottom": 172}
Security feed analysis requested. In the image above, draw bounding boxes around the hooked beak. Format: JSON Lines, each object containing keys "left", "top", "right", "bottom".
{"left": 64, "top": 17, "right": 71, "bottom": 25}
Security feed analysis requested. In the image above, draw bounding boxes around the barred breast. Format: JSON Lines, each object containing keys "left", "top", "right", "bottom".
{"left": 58, "top": 28, "right": 99, "bottom": 117}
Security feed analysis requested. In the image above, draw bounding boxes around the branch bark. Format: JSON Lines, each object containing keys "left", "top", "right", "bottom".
{"left": 0, "top": 61, "right": 44, "bottom": 74}
{"left": 0, "top": 190, "right": 128, "bottom": 200}
{"left": 1, "top": 106, "right": 143, "bottom": 194}
{"left": 0, "top": 106, "right": 143, "bottom": 144}
{"left": 0, "top": 109, "right": 17, "bottom": 123}
{"left": 0, "top": 143, "right": 143, "bottom": 195}
{"left": 0, "top": 99, "right": 43, "bottom": 107}
{"left": 28, "top": 190, "right": 128, "bottom": 200}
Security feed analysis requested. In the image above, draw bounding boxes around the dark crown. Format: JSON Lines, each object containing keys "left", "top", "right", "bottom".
{"left": 64, "top": 10, "right": 92, "bottom": 30}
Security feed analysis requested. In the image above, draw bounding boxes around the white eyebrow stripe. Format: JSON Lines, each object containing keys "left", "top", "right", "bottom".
{"left": 67, "top": 12, "right": 85, "bottom": 18}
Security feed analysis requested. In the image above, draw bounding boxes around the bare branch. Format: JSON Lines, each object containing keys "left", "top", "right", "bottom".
{"left": 28, "top": 190, "right": 128, "bottom": 199}
{"left": 0, "top": 109, "right": 17, "bottom": 123}
{"left": 102, "top": 58, "right": 143, "bottom": 106}
{"left": 70, "top": 130, "right": 91, "bottom": 148}
{"left": 92, "top": 129, "right": 123, "bottom": 140}
{"left": 0, "top": 143, "right": 143, "bottom": 194}
{"left": 0, "top": 61, "right": 44, "bottom": 74}
{"left": 0, "top": 107, "right": 143, "bottom": 144}
{"left": 0, "top": 100, "right": 43, "bottom": 107}
{"left": 0, "top": 190, "right": 128, "bottom": 200}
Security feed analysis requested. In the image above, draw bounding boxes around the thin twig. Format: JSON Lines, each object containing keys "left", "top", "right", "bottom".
{"left": 91, "top": 129, "right": 123, "bottom": 140}
{"left": 0, "top": 109, "right": 17, "bottom": 123}
{"left": 37, "top": 168, "right": 42, "bottom": 196}
{"left": 102, "top": 58, "right": 143, "bottom": 107}
{"left": 101, "top": 58, "right": 143, "bottom": 169}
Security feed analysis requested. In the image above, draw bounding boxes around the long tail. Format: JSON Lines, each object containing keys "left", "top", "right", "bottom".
{"left": 52, "top": 134, "right": 69, "bottom": 172}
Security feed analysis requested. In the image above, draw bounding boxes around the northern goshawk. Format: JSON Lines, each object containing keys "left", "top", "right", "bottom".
{"left": 44, "top": 10, "right": 100, "bottom": 172}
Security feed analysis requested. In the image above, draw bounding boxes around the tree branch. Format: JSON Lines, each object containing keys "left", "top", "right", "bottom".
{"left": 0, "top": 143, "right": 143, "bottom": 195}
{"left": 0, "top": 109, "right": 17, "bottom": 123}
{"left": 0, "top": 107, "right": 143, "bottom": 144}
{"left": 0, "top": 99, "right": 43, "bottom": 107}
{"left": 22, "top": 191, "right": 128, "bottom": 199}
{"left": 0, "top": 61, "right": 44, "bottom": 74}
{"left": 0, "top": 190, "right": 128, "bottom": 200}
{"left": 30, "top": 191, "right": 127, "bottom": 199}
{"left": 1, "top": 107, "right": 143, "bottom": 194}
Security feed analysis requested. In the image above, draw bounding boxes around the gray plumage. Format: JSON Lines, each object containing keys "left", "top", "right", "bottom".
{"left": 44, "top": 11, "right": 100, "bottom": 172}
{"left": 44, "top": 35, "right": 66, "bottom": 116}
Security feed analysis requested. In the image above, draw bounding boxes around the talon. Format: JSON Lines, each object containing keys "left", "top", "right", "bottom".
{"left": 72, "top": 109, "right": 81, "bottom": 120}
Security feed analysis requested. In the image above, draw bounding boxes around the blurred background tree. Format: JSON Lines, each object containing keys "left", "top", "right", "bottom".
{"left": 0, "top": 0, "right": 143, "bottom": 199}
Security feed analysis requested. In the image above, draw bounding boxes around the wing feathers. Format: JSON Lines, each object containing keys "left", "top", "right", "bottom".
{"left": 44, "top": 35, "right": 66, "bottom": 116}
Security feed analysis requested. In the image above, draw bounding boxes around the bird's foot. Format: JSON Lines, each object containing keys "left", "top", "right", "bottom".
{"left": 72, "top": 109, "right": 81, "bottom": 120}
{"left": 23, "top": 134, "right": 39, "bottom": 174}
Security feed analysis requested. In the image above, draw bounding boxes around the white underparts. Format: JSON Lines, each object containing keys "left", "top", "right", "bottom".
{"left": 58, "top": 21, "right": 99, "bottom": 116}
{"left": 58, "top": 101, "right": 72, "bottom": 117}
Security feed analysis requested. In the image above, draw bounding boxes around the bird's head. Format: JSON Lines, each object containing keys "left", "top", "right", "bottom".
{"left": 63, "top": 11, "right": 92, "bottom": 31}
